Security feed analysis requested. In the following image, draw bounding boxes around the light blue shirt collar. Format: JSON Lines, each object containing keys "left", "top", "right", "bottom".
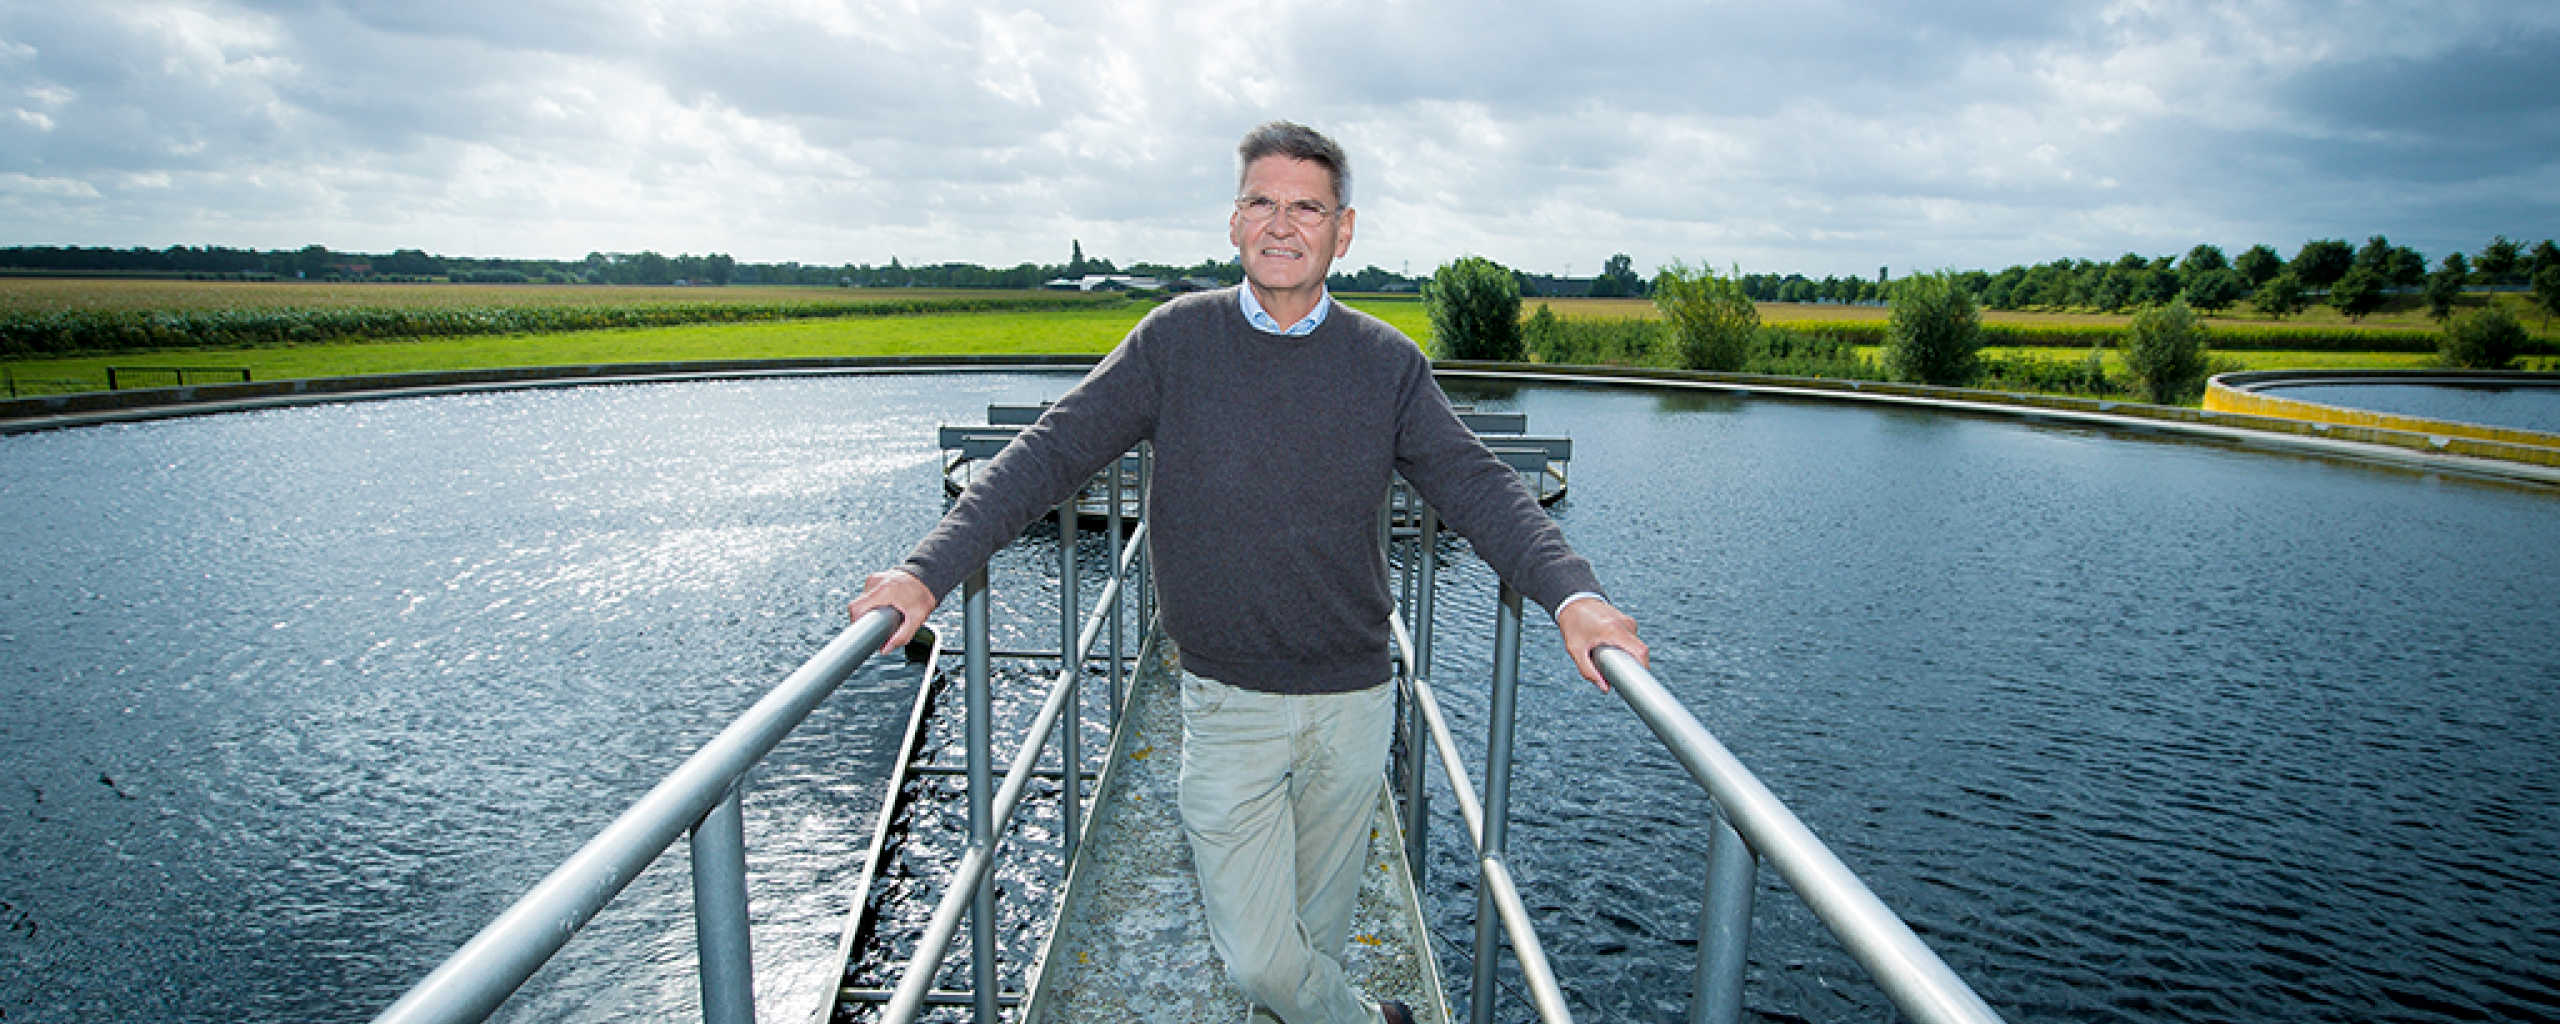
{"left": 1238, "top": 285, "right": 1332, "bottom": 337}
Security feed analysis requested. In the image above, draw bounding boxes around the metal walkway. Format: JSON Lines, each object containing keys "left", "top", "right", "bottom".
{"left": 1018, "top": 633, "right": 1447, "bottom": 1023}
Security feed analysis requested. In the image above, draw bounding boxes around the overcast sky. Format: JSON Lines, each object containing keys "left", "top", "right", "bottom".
{"left": 4, "top": 1, "right": 2555, "bottom": 280}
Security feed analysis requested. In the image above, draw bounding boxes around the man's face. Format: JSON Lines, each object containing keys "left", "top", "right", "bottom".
{"left": 1229, "top": 155, "right": 1355, "bottom": 303}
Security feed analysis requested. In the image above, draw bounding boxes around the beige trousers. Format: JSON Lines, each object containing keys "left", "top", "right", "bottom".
{"left": 1177, "top": 670, "right": 1394, "bottom": 1024}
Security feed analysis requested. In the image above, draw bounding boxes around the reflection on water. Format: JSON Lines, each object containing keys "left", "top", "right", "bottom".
{"left": 2, "top": 373, "right": 2556, "bottom": 1024}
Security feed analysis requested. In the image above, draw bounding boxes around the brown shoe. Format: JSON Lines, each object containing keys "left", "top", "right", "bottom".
{"left": 1377, "top": 1000, "right": 1414, "bottom": 1024}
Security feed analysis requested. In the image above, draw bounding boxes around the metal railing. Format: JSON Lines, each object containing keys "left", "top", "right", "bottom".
{"left": 373, "top": 607, "right": 903, "bottom": 1024}
{"left": 381, "top": 436, "right": 2004, "bottom": 1024}
{"left": 869, "top": 513, "right": 1150, "bottom": 1024}
{"left": 1385, "top": 488, "right": 2006, "bottom": 1024}
{"left": 375, "top": 450, "right": 1151, "bottom": 1024}
{"left": 1593, "top": 644, "right": 2006, "bottom": 1024}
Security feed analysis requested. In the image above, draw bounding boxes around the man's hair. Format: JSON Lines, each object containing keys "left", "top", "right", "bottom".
{"left": 1237, "top": 121, "right": 1351, "bottom": 208}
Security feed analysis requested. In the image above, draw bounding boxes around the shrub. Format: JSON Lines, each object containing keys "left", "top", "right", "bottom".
{"left": 2252, "top": 272, "right": 2308, "bottom": 319}
{"left": 2441, "top": 304, "right": 2525, "bottom": 370}
{"left": 1652, "top": 260, "right": 1758, "bottom": 372}
{"left": 2182, "top": 268, "right": 2246, "bottom": 313}
{"left": 2121, "top": 299, "right": 2212, "bottom": 404}
{"left": 1522, "top": 304, "right": 1660, "bottom": 366}
{"left": 1423, "top": 256, "right": 1523, "bottom": 361}
{"left": 2426, "top": 268, "right": 2466, "bottom": 320}
{"left": 2536, "top": 265, "right": 2560, "bottom": 329}
{"left": 2327, "top": 267, "right": 2387, "bottom": 320}
{"left": 1884, "top": 270, "right": 1983, "bottom": 385}
{"left": 1980, "top": 348, "right": 2118, "bottom": 396}
{"left": 1744, "top": 326, "right": 1871, "bottom": 378}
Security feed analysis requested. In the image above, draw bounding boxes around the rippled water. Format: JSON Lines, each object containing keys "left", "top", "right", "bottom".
{"left": 4, "top": 373, "right": 2557, "bottom": 1024}
{"left": 1424, "top": 382, "right": 2560, "bottom": 1022}
{"left": 2264, "top": 381, "right": 2560, "bottom": 435}
{"left": 0, "top": 374, "right": 1083, "bottom": 1023}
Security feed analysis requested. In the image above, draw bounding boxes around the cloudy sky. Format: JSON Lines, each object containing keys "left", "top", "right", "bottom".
{"left": 4, "top": 1, "right": 2555, "bottom": 280}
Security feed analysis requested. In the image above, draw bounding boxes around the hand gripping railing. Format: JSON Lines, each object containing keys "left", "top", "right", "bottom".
{"left": 374, "top": 607, "right": 903, "bottom": 1024}
{"left": 1591, "top": 644, "right": 2006, "bottom": 1024}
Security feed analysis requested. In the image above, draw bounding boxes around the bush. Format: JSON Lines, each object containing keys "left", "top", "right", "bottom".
{"left": 1423, "top": 256, "right": 1524, "bottom": 361}
{"left": 2121, "top": 299, "right": 2212, "bottom": 404}
{"left": 1652, "top": 260, "right": 1758, "bottom": 372}
{"left": 2426, "top": 268, "right": 2466, "bottom": 320}
{"left": 1979, "top": 348, "right": 2119, "bottom": 396}
{"left": 1884, "top": 270, "right": 1983, "bottom": 385}
{"left": 1522, "top": 304, "right": 1660, "bottom": 365}
{"left": 2327, "top": 267, "right": 2387, "bottom": 320}
{"left": 2441, "top": 304, "right": 2525, "bottom": 370}
{"left": 1744, "top": 326, "right": 1871, "bottom": 378}
{"left": 2182, "top": 268, "right": 2246, "bottom": 313}
{"left": 2253, "top": 272, "right": 2308, "bottom": 319}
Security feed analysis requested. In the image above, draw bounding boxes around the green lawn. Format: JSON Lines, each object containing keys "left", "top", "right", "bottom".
{"left": 3, "top": 307, "right": 1152, "bottom": 392}
{"left": 0, "top": 293, "right": 2533, "bottom": 401}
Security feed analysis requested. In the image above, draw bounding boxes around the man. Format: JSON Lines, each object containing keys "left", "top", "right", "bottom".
{"left": 849, "top": 121, "right": 1644, "bottom": 1024}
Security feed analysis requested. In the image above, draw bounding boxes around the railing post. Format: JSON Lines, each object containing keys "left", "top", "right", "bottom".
{"left": 1137, "top": 445, "right": 1155, "bottom": 630}
{"left": 1471, "top": 584, "right": 1525, "bottom": 1024}
{"left": 1404, "top": 503, "right": 1442, "bottom": 891}
{"left": 1059, "top": 497, "right": 1082, "bottom": 863}
{"left": 1692, "top": 812, "right": 1756, "bottom": 1024}
{"left": 690, "top": 780, "right": 756, "bottom": 1024}
{"left": 963, "top": 568, "right": 997, "bottom": 1023}
{"left": 1107, "top": 455, "right": 1126, "bottom": 723}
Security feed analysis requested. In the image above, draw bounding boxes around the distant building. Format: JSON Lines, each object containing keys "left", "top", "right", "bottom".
{"left": 1044, "top": 274, "right": 1166, "bottom": 292}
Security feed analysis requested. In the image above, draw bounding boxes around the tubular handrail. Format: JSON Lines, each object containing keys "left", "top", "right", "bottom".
{"left": 1388, "top": 611, "right": 1575, "bottom": 1024}
{"left": 876, "top": 520, "right": 1149, "bottom": 1024}
{"left": 1591, "top": 645, "right": 2008, "bottom": 1024}
{"left": 374, "top": 608, "right": 901, "bottom": 1024}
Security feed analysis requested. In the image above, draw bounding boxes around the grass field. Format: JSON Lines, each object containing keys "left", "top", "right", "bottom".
{"left": 0, "top": 278, "right": 1005, "bottom": 314}
{"left": 2, "top": 282, "right": 2547, "bottom": 399}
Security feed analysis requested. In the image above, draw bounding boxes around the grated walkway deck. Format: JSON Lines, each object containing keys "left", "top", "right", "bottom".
{"left": 1021, "top": 633, "right": 1448, "bottom": 1023}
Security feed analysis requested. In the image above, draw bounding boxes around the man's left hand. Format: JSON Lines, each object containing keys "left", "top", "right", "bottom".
{"left": 1557, "top": 598, "right": 1646, "bottom": 692}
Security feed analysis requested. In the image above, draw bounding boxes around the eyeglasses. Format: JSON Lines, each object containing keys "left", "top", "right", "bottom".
{"left": 1234, "top": 195, "right": 1339, "bottom": 227}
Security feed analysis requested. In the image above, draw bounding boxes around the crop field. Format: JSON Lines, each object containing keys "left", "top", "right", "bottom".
{"left": 2, "top": 281, "right": 2547, "bottom": 399}
{"left": 0, "top": 278, "right": 1011, "bottom": 314}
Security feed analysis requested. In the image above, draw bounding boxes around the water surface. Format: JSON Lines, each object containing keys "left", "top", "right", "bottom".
{"left": 4, "top": 372, "right": 2556, "bottom": 1023}
{"left": 2264, "top": 380, "right": 2560, "bottom": 434}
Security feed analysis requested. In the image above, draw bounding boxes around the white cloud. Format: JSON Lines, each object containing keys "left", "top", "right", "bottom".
{"left": 1, "top": 172, "right": 101, "bottom": 197}
{"left": 0, "top": 0, "right": 2552, "bottom": 275}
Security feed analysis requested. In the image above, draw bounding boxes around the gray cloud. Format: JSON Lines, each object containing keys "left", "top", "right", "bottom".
{"left": 2, "top": 0, "right": 2552, "bottom": 278}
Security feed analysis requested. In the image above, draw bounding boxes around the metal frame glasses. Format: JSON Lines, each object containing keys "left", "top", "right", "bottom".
{"left": 1234, "top": 195, "right": 1339, "bottom": 227}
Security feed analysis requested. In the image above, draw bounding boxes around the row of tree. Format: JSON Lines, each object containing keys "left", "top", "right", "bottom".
{"left": 1422, "top": 250, "right": 2550, "bottom": 408}
{"left": 0, "top": 242, "right": 1257, "bottom": 292}
{"left": 8, "top": 235, "right": 2554, "bottom": 321}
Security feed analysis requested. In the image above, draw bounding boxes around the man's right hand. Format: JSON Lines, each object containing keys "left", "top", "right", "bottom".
{"left": 848, "top": 569, "right": 937, "bottom": 653}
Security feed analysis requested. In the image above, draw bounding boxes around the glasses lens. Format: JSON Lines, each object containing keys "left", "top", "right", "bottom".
{"left": 1238, "top": 196, "right": 1331, "bottom": 225}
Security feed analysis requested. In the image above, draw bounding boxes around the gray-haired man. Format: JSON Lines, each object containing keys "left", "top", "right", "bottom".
{"left": 851, "top": 121, "right": 1644, "bottom": 1024}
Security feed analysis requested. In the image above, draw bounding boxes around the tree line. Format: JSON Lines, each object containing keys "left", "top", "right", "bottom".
{"left": 1421, "top": 240, "right": 2556, "bottom": 410}
{"left": 0, "top": 242, "right": 1256, "bottom": 292}
{"left": 7, "top": 234, "right": 2553, "bottom": 324}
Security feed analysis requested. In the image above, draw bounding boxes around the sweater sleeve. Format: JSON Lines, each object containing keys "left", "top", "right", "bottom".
{"left": 1389, "top": 358, "right": 1604, "bottom": 617}
{"left": 898, "top": 328, "right": 1160, "bottom": 599}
